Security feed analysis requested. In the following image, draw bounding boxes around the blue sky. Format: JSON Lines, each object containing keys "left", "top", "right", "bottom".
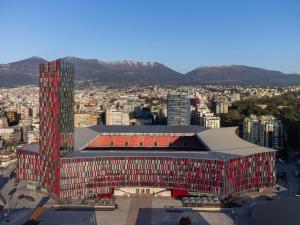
{"left": 0, "top": 0, "right": 299, "bottom": 73}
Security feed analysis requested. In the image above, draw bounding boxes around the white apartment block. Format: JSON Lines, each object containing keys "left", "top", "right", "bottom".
{"left": 191, "top": 104, "right": 220, "bottom": 128}
{"left": 202, "top": 116, "right": 220, "bottom": 128}
{"left": 243, "top": 115, "right": 283, "bottom": 150}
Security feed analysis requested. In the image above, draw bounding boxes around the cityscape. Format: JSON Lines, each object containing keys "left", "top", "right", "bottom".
{"left": 1, "top": 1, "right": 300, "bottom": 225}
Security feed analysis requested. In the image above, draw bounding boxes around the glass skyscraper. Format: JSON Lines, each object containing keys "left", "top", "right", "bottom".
{"left": 167, "top": 89, "right": 191, "bottom": 125}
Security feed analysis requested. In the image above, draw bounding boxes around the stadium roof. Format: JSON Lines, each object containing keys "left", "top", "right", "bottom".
{"left": 20, "top": 126, "right": 276, "bottom": 160}
{"left": 70, "top": 126, "right": 275, "bottom": 160}
{"left": 74, "top": 125, "right": 207, "bottom": 150}
{"left": 197, "top": 127, "right": 276, "bottom": 157}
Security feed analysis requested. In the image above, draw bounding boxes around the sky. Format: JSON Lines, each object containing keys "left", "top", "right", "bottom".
{"left": 0, "top": 0, "right": 299, "bottom": 74}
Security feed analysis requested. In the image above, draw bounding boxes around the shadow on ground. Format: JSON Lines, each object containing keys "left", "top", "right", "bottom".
{"left": 37, "top": 209, "right": 97, "bottom": 225}
{"left": 135, "top": 208, "right": 210, "bottom": 225}
{"left": 0, "top": 176, "right": 9, "bottom": 190}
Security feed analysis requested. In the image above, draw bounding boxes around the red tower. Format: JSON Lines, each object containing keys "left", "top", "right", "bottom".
{"left": 39, "top": 59, "right": 74, "bottom": 195}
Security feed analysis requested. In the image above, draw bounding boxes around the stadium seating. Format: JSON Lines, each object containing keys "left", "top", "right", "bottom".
{"left": 87, "top": 135, "right": 203, "bottom": 149}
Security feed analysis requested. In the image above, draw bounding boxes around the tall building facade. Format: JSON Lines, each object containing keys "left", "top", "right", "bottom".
{"left": 39, "top": 59, "right": 74, "bottom": 195}
{"left": 243, "top": 115, "right": 283, "bottom": 150}
{"left": 167, "top": 89, "right": 191, "bottom": 125}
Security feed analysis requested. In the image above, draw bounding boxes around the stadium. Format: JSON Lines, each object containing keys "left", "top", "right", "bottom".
{"left": 16, "top": 59, "right": 276, "bottom": 200}
{"left": 17, "top": 125, "right": 276, "bottom": 199}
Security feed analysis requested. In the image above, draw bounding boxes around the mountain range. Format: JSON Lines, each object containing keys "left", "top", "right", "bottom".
{"left": 0, "top": 56, "right": 299, "bottom": 87}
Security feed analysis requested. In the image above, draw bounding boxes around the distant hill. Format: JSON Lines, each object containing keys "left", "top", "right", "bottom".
{"left": 0, "top": 56, "right": 188, "bottom": 87}
{"left": 0, "top": 57, "right": 46, "bottom": 86}
{"left": 62, "top": 57, "right": 187, "bottom": 86}
{"left": 0, "top": 57, "right": 300, "bottom": 87}
{"left": 185, "top": 65, "right": 300, "bottom": 86}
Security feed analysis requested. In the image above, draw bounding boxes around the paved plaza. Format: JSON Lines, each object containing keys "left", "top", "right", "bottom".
{"left": 0, "top": 195, "right": 235, "bottom": 225}
{"left": 34, "top": 196, "right": 234, "bottom": 225}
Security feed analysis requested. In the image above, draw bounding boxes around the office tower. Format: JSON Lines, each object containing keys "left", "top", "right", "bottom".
{"left": 243, "top": 115, "right": 283, "bottom": 150}
{"left": 167, "top": 89, "right": 191, "bottom": 125}
{"left": 39, "top": 59, "right": 74, "bottom": 194}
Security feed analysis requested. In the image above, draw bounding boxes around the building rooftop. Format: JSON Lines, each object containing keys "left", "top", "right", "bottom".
{"left": 74, "top": 127, "right": 99, "bottom": 150}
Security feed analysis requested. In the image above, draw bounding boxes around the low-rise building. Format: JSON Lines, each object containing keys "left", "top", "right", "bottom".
{"left": 74, "top": 113, "right": 99, "bottom": 127}
{"left": 0, "top": 117, "right": 8, "bottom": 128}
{"left": 105, "top": 109, "right": 130, "bottom": 125}
{"left": 0, "top": 151, "right": 17, "bottom": 168}
{"left": 0, "top": 127, "right": 22, "bottom": 144}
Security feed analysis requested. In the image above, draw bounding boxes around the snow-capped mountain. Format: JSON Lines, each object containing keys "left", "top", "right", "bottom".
{"left": 1, "top": 57, "right": 300, "bottom": 87}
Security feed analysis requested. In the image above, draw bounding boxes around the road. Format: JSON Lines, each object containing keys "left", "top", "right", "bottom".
{"left": 277, "top": 162, "right": 300, "bottom": 197}
{"left": 0, "top": 164, "right": 16, "bottom": 203}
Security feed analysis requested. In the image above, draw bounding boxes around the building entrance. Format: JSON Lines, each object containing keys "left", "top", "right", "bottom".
{"left": 135, "top": 188, "right": 151, "bottom": 195}
{"left": 114, "top": 187, "right": 171, "bottom": 197}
